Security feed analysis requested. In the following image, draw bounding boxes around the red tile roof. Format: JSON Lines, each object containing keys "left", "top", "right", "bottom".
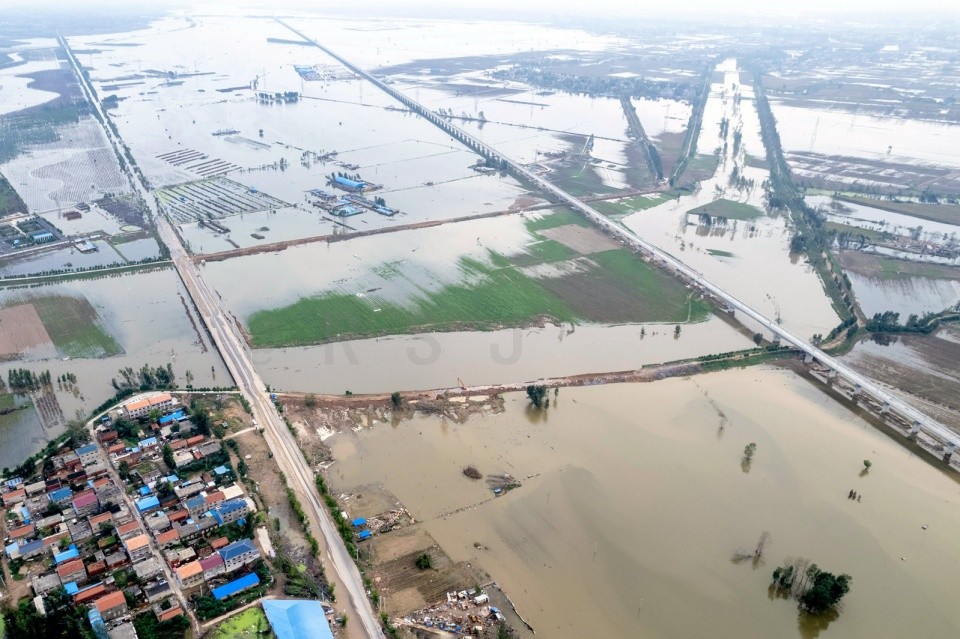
{"left": 93, "top": 590, "right": 126, "bottom": 613}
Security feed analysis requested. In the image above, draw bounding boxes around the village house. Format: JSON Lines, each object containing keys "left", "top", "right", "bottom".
{"left": 219, "top": 539, "right": 259, "bottom": 574}
{"left": 174, "top": 560, "right": 204, "bottom": 589}
{"left": 94, "top": 590, "right": 128, "bottom": 622}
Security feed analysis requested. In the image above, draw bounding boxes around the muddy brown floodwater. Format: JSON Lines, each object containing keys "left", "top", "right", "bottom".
{"left": 328, "top": 367, "right": 960, "bottom": 638}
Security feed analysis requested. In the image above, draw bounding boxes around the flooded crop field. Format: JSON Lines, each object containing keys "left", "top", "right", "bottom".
{"left": 838, "top": 251, "right": 960, "bottom": 317}
{"left": 844, "top": 327, "right": 960, "bottom": 430}
{"left": 328, "top": 369, "right": 960, "bottom": 638}
{"left": 202, "top": 209, "right": 720, "bottom": 348}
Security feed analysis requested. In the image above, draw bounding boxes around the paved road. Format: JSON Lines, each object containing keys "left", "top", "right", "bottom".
{"left": 277, "top": 19, "right": 958, "bottom": 451}
{"left": 62, "top": 36, "right": 382, "bottom": 639}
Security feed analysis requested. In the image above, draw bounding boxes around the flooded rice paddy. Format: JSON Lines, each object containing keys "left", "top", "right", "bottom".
{"left": 329, "top": 368, "right": 960, "bottom": 638}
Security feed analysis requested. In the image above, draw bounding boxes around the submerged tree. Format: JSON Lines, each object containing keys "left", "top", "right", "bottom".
{"left": 526, "top": 384, "right": 548, "bottom": 409}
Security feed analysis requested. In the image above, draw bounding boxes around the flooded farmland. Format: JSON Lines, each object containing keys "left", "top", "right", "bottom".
{"left": 622, "top": 59, "right": 842, "bottom": 339}
{"left": 328, "top": 369, "right": 960, "bottom": 638}
{"left": 0, "top": 267, "right": 229, "bottom": 452}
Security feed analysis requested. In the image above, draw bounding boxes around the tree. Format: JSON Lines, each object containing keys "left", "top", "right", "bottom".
{"left": 162, "top": 444, "right": 175, "bottom": 470}
{"left": 800, "top": 571, "right": 852, "bottom": 613}
{"left": 862, "top": 459, "right": 872, "bottom": 470}
{"left": 753, "top": 333, "right": 763, "bottom": 346}
{"left": 526, "top": 385, "right": 548, "bottom": 409}
{"left": 674, "top": 325, "right": 682, "bottom": 338}
{"left": 118, "top": 460, "right": 130, "bottom": 481}
{"left": 149, "top": 408, "right": 161, "bottom": 423}
{"left": 304, "top": 394, "right": 316, "bottom": 408}
{"left": 237, "top": 460, "right": 248, "bottom": 478}
{"left": 390, "top": 391, "right": 401, "bottom": 408}
{"left": 415, "top": 553, "right": 432, "bottom": 570}
{"left": 743, "top": 443, "right": 757, "bottom": 461}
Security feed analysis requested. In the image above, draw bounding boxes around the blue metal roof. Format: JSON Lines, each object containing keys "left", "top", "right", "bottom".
{"left": 158, "top": 410, "right": 185, "bottom": 425}
{"left": 263, "top": 599, "right": 335, "bottom": 639}
{"left": 139, "top": 437, "right": 158, "bottom": 447}
{"left": 358, "top": 530, "right": 372, "bottom": 540}
{"left": 20, "top": 505, "right": 30, "bottom": 523}
{"left": 64, "top": 581, "right": 80, "bottom": 595}
{"left": 217, "top": 498, "right": 246, "bottom": 515}
{"left": 49, "top": 487, "right": 73, "bottom": 502}
{"left": 76, "top": 444, "right": 98, "bottom": 456}
{"left": 334, "top": 176, "right": 365, "bottom": 189}
{"left": 213, "top": 465, "right": 230, "bottom": 475}
{"left": 54, "top": 544, "right": 79, "bottom": 564}
{"left": 219, "top": 538, "right": 257, "bottom": 562}
{"left": 5, "top": 478, "right": 23, "bottom": 488}
{"left": 185, "top": 495, "right": 205, "bottom": 510}
{"left": 139, "top": 486, "right": 152, "bottom": 496}
{"left": 211, "top": 572, "right": 259, "bottom": 601}
{"left": 136, "top": 495, "right": 160, "bottom": 512}
{"left": 351, "top": 518, "right": 366, "bottom": 527}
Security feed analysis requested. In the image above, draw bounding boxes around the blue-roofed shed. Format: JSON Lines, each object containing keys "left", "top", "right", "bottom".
{"left": 76, "top": 444, "right": 98, "bottom": 456}
{"left": 350, "top": 518, "right": 366, "bottom": 528}
{"left": 32, "top": 232, "right": 55, "bottom": 243}
{"left": 263, "top": 599, "right": 335, "bottom": 639}
{"left": 136, "top": 495, "right": 160, "bottom": 512}
{"left": 162, "top": 474, "right": 179, "bottom": 484}
{"left": 211, "top": 573, "right": 259, "bottom": 601}
{"left": 139, "top": 437, "right": 158, "bottom": 448}
{"left": 5, "top": 478, "right": 23, "bottom": 488}
{"left": 333, "top": 176, "right": 365, "bottom": 190}
{"left": 64, "top": 581, "right": 80, "bottom": 595}
{"left": 358, "top": 530, "right": 372, "bottom": 541}
{"left": 20, "top": 505, "right": 31, "bottom": 523}
{"left": 158, "top": 410, "right": 185, "bottom": 425}
{"left": 4, "top": 542, "right": 17, "bottom": 559}
{"left": 213, "top": 465, "right": 230, "bottom": 476}
{"left": 54, "top": 544, "right": 79, "bottom": 564}
{"left": 139, "top": 486, "right": 152, "bottom": 496}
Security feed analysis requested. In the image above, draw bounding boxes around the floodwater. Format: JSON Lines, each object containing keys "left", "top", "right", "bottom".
{"left": 844, "top": 270, "right": 960, "bottom": 317}
{"left": 0, "top": 396, "right": 45, "bottom": 471}
{"left": 622, "top": 60, "right": 841, "bottom": 339}
{"left": 328, "top": 368, "right": 960, "bottom": 638}
{"left": 772, "top": 102, "right": 960, "bottom": 169}
{"left": 71, "top": 16, "right": 527, "bottom": 250}
{"left": 252, "top": 317, "right": 752, "bottom": 394}
{"left": 0, "top": 241, "right": 127, "bottom": 277}
{"left": 807, "top": 195, "right": 960, "bottom": 239}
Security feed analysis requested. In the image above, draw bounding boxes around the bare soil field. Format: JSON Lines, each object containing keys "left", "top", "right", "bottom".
{"left": 539, "top": 223, "right": 620, "bottom": 254}
{"left": 365, "top": 526, "right": 482, "bottom": 617}
{"left": 0, "top": 303, "right": 53, "bottom": 357}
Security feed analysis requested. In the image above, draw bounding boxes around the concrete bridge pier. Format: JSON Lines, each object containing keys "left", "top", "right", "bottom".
{"left": 828, "top": 369, "right": 837, "bottom": 379}
{"left": 880, "top": 401, "right": 890, "bottom": 414}
{"left": 908, "top": 421, "right": 922, "bottom": 438}
{"left": 804, "top": 352, "right": 814, "bottom": 364}
{"left": 943, "top": 442, "right": 956, "bottom": 462}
